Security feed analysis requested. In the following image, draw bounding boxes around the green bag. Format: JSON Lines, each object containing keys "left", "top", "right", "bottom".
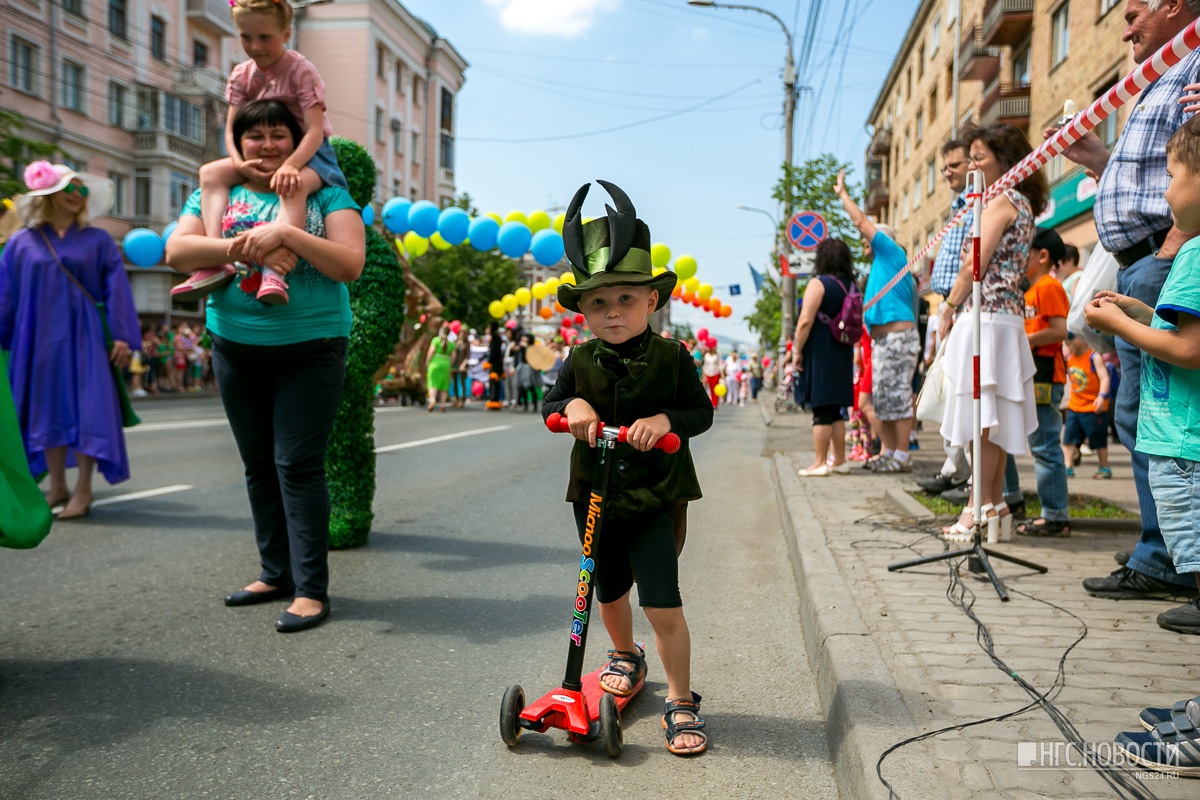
{"left": 0, "top": 350, "right": 52, "bottom": 549}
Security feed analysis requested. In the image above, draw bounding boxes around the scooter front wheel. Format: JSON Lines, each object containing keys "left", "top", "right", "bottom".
{"left": 500, "top": 684, "right": 525, "bottom": 747}
{"left": 599, "top": 692, "right": 623, "bottom": 757}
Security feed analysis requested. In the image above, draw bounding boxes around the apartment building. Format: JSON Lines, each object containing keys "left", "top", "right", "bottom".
{"left": 865, "top": 0, "right": 1133, "bottom": 291}
{"left": 296, "top": 0, "right": 467, "bottom": 210}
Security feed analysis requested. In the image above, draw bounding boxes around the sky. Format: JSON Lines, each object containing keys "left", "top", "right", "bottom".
{"left": 398, "top": 0, "right": 922, "bottom": 348}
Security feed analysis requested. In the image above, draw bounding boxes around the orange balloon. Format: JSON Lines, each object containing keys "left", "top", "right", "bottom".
{"left": 672, "top": 285, "right": 683, "bottom": 299}
{"left": 720, "top": 304, "right": 732, "bottom": 317}
{"left": 682, "top": 291, "right": 695, "bottom": 304}
{"left": 708, "top": 297, "right": 721, "bottom": 311}
{"left": 538, "top": 306, "right": 553, "bottom": 319}
{"left": 555, "top": 301, "right": 566, "bottom": 313}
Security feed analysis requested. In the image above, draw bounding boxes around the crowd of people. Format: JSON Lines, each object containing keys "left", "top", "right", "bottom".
{"left": 127, "top": 322, "right": 217, "bottom": 397}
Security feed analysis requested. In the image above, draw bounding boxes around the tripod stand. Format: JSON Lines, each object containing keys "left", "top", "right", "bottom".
{"left": 887, "top": 170, "right": 1046, "bottom": 601}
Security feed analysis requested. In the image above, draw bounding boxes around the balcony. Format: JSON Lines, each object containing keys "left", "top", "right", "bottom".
{"left": 980, "top": 81, "right": 1031, "bottom": 129}
{"left": 868, "top": 126, "right": 892, "bottom": 160}
{"left": 134, "top": 129, "right": 206, "bottom": 165}
{"left": 865, "top": 166, "right": 889, "bottom": 218}
{"left": 982, "top": 0, "right": 1034, "bottom": 48}
{"left": 174, "top": 66, "right": 226, "bottom": 98}
{"left": 187, "top": 0, "right": 236, "bottom": 37}
{"left": 959, "top": 24, "right": 1001, "bottom": 82}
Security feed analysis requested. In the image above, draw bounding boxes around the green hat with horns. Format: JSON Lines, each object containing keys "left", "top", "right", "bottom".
{"left": 556, "top": 180, "right": 677, "bottom": 313}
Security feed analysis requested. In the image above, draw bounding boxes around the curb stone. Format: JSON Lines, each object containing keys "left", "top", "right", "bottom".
{"left": 771, "top": 454, "right": 952, "bottom": 800}
{"left": 886, "top": 486, "right": 936, "bottom": 521}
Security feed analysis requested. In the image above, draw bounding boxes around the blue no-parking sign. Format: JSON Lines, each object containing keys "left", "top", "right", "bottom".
{"left": 787, "top": 211, "right": 827, "bottom": 252}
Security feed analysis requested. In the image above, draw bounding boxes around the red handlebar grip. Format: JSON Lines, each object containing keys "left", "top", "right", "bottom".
{"left": 548, "top": 414, "right": 680, "bottom": 453}
{"left": 657, "top": 433, "right": 682, "bottom": 454}
{"left": 545, "top": 412, "right": 571, "bottom": 433}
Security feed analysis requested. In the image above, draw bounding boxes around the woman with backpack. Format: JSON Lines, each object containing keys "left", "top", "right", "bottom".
{"left": 792, "top": 238, "right": 858, "bottom": 477}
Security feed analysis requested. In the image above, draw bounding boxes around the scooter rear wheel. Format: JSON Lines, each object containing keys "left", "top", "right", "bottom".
{"left": 599, "top": 692, "right": 623, "bottom": 757}
{"left": 500, "top": 684, "right": 525, "bottom": 746}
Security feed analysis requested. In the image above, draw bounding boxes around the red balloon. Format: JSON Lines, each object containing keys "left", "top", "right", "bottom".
{"left": 573, "top": 313, "right": 585, "bottom": 324}
{"left": 762, "top": 356, "right": 771, "bottom": 367}
{"left": 696, "top": 328, "right": 708, "bottom": 340}
{"left": 705, "top": 337, "right": 717, "bottom": 349}
{"left": 419, "top": 313, "right": 426, "bottom": 323}
{"left": 450, "top": 320, "right": 462, "bottom": 334}
{"left": 562, "top": 318, "right": 573, "bottom": 328}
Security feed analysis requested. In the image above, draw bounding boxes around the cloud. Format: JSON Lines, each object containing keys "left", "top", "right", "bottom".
{"left": 484, "top": 0, "right": 610, "bottom": 38}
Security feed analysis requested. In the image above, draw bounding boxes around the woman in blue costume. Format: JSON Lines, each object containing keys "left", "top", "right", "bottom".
{"left": 0, "top": 162, "right": 138, "bottom": 520}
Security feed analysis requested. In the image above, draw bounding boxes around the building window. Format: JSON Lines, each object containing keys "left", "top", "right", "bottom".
{"left": 165, "top": 95, "right": 202, "bottom": 142}
{"left": 1100, "top": 0, "right": 1119, "bottom": 15}
{"left": 393, "top": 120, "right": 404, "bottom": 155}
{"left": 137, "top": 88, "right": 160, "bottom": 129}
{"left": 193, "top": 40, "right": 209, "bottom": 69}
{"left": 440, "top": 133, "right": 454, "bottom": 171}
{"left": 151, "top": 16, "right": 166, "bottom": 59}
{"left": 375, "top": 169, "right": 384, "bottom": 203}
{"left": 108, "top": 82, "right": 127, "bottom": 127}
{"left": 1046, "top": 152, "right": 1066, "bottom": 183}
{"left": 903, "top": 190, "right": 910, "bottom": 221}
{"left": 929, "top": 87, "right": 937, "bottom": 120}
{"left": 1052, "top": 3, "right": 1070, "bottom": 66}
{"left": 913, "top": 176, "right": 922, "bottom": 210}
{"left": 393, "top": 179, "right": 403, "bottom": 199}
{"left": 930, "top": 13, "right": 941, "bottom": 53}
{"left": 1013, "top": 46, "right": 1031, "bottom": 85}
{"left": 918, "top": 45, "right": 925, "bottom": 79}
{"left": 110, "top": 173, "right": 127, "bottom": 217}
{"left": 169, "top": 171, "right": 197, "bottom": 218}
{"left": 63, "top": 0, "right": 84, "bottom": 17}
{"left": 945, "top": 64, "right": 953, "bottom": 100}
{"left": 375, "top": 108, "right": 385, "bottom": 143}
{"left": 109, "top": 0, "right": 127, "bottom": 40}
{"left": 440, "top": 87, "right": 454, "bottom": 132}
{"left": 396, "top": 60, "right": 406, "bottom": 94}
{"left": 927, "top": 158, "right": 938, "bottom": 196}
{"left": 62, "top": 61, "right": 84, "bottom": 112}
{"left": 1095, "top": 79, "right": 1120, "bottom": 147}
{"left": 10, "top": 37, "right": 37, "bottom": 94}
{"left": 948, "top": 0, "right": 961, "bottom": 22}
{"left": 134, "top": 171, "right": 151, "bottom": 217}
{"left": 915, "top": 109, "right": 924, "bottom": 142}
{"left": 412, "top": 76, "right": 423, "bottom": 104}
{"left": 906, "top": 68, "right": 912, "bottom": 99}
{"left": 376, "top": 45, "right": 387, "bottom": 79}
{"left": 904, "top": 129, "right": 911, "bottom": 161}
{"left": 411, "top": 131, "right": 421, "bottom": 163}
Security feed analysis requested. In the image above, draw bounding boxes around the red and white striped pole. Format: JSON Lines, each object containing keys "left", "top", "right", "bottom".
{"left": 967, "top": 169, "right": 984, "bottom": 540}
{"left": 864, "top": 18, "right": 1200, "bottom": 313}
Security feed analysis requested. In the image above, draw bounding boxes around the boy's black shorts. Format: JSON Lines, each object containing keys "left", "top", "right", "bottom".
{"left": 572, "top": 503, "right": 682, "bottom": 608}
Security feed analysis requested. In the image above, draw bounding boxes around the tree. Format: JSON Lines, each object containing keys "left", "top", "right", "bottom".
{"left": 409, "top": 193, "right": 523, "bottom": 331}
{"left": 669, "top": 322, "right": 695, "bottom": 341}
{"left": 0, "top": 111, "right": 62, "bottom": 198}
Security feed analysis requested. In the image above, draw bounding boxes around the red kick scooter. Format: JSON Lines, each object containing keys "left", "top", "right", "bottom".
{"left": 500, "top": 412, "right": 681, "bottom": 757}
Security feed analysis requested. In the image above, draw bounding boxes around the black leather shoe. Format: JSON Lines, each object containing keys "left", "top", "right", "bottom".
{"left": 940, "top": 486, "right": 970, "bottom": 505}
{"left": 1082, "top": 567, "right": 1200, "bottom": 601}
{"left": 916, "top": 473, "right": 967, "bottom": 494}
{"left": 224, "top": 585, "right": 293, "bottom": 606}
{"left": 1115, "top": 550, "right": 1133, "bottom": 566}
{"left": 1157, "top": 598, "right": 1200, "bottom": 635}
{"left": 276, "top": 603, "right": 330, "bottom": 633}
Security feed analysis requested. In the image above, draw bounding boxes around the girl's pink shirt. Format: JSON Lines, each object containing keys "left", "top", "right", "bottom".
{"left": 226, "top": 50, "right": 334, "bottom": 137}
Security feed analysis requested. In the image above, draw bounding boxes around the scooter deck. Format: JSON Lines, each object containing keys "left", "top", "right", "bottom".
{"left": 520, "top": 665, "right": 645, "bottom": 737}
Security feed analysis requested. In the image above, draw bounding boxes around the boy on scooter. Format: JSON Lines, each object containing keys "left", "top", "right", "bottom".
{"left": 543, "top": 180, "right": 714, "bottom": 756}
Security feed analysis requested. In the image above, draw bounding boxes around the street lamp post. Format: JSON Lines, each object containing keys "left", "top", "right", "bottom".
{"left": 688, "top": 0, "right": 797, "bottom": 384}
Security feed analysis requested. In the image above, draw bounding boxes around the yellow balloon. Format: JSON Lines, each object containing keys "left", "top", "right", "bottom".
{"left": 528, "top": 210, "right": 551, "bottom": 233}
{"left": 502, "top": 293, "right": 518, "bottom": 312}
{"left": 532, "top": 281, "right": 548, "bottom": 300}
{"left": 430, "top": 231, "right": 453, "bottom": 250}
{"left": 488, "top": 300, "right": 505, "bottom": 319}
{"left": 652, "top": 266, "right": 666, "bottom": 276}
{"left": 714, "top": 384, "right": 727, "bottom": 398}
{"left": 560, "top": 271, "right": 576, "bottom": 286}
{"left": 651, "top": 243, "right": 671, "bottom": 268}
{"left": 674, "top": 255, "right": 698, "bottom": 281}
{"left": 684, "top": 277, "right": 700, "bottom": 293}
{"left": 583, "top": 216, "right": 595, "bottom": 224}
{"left": 698, "top": 282, "right": 713, "bottom": 300}
{"left": 504, "top": 210, "right": 528, "bottom": 226}
{"left": 545, "top": 277, "right": 560, "bottom": 291}
{"left": 553, "top": 212, "right": 566, "bottom": 233}
{"left": 403, "top": 231, "right": 429, "bottom": 257}
{"left": 485, "top": 212, "right": 503, "bottom": 225}
{"left": 515, "top": 287, "right": 532, "bottom": 306}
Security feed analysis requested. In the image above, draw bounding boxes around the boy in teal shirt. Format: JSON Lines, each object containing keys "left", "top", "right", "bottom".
{"left": 1087, "top": 115, "right": 1200, "bottom": 773}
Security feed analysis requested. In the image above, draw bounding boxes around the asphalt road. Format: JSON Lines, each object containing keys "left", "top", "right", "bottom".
{"left": 0, "top": 397, "right": 838, "bottom": 800}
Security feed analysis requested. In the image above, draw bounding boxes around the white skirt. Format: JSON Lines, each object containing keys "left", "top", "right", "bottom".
{"left": 939, "top": 312, "right": 1037, "bottom": 456}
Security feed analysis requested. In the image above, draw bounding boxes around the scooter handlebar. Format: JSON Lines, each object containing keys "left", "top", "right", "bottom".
{"left": 545, "top": 412, "right": 681, "bottom": 454}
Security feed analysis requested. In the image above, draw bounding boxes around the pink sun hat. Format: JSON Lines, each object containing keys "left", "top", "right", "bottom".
{"left": 16, "top": 160, "right": 115, "bottom": 226}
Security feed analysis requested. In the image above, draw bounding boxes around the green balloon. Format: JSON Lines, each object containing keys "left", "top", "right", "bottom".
{"left": 674, "top": 254, "right": 698, "bottom": 281}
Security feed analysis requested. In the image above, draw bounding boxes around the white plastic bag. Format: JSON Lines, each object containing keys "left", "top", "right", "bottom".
{"left": 916, "top": 340, "right": 948, "bottom": 424}
{"left": 1066, "top": 246, "right": 1118, "bottom": 354}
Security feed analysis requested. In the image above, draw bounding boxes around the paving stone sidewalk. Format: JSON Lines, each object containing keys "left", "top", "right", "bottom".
{"left": 761, "top": 401, "right": 1197, "bottom": 800}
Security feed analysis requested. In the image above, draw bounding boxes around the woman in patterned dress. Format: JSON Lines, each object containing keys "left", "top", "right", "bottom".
{"left": 937, "top": 125, "right": 1046, "bottom": 542}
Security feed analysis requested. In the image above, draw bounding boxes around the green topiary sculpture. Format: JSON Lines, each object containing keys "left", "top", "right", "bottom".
{"left": 326, "top": 136, "right": 406, "bottom": 548}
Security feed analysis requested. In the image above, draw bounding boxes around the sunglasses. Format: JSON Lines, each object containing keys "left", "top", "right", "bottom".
{"left": 63, "top": 183, "right": 90, "bottom": 198}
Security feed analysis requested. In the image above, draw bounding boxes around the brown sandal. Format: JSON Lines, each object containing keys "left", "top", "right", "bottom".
{"left": 598, "top": 645, "right": 646, "bottom": 697}
{"left": 662, "top": 691, "right": 707, "bottom": 756}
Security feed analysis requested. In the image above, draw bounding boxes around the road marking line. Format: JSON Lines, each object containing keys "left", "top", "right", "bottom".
{"left": 127, "top": 419, "right": 229, "bottom": 433}
{"left": 92, "top": 485, "right": 194, "bottom": 507}
{"left": 375, "top": 425, "right": 512, "bottom": 453}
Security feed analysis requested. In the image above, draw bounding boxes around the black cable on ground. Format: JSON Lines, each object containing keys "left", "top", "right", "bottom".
{"left": 845, "top": 514, "right": 1162, "bottom": 800}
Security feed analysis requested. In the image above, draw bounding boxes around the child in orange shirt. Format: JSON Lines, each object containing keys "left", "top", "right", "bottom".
{"left": 1062, "top": 333, "right": 1112, "bottom": 479}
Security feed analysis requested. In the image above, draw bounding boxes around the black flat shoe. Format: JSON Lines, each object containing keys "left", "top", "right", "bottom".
{"left": 224, "top": 585, "right": 293, "bottom": 606}
{"left": 276, "top": 603, "right": 330, "bottom": 633}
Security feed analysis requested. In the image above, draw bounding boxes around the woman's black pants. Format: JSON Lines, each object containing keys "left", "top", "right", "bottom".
{"left": 212, "top": 335, "right": 348, "bottom": 604}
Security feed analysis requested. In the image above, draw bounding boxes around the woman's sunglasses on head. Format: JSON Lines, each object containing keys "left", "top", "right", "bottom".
{"left": 63, "top": 183, "right": 90, "bottom": 198}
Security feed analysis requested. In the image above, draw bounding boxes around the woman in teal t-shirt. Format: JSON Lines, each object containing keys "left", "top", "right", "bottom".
{"left": 165, "top": 100, "right": 364, "bottom": 634}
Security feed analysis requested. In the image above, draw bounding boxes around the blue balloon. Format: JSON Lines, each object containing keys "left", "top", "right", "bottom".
{"left": 122, "top": 228, "right": 165, "bottom": 267}
{"left": 497, "top": 221, "right": 532, "bottom": 259}
{"left": 468, "top": 216, "right": 500, "bottom": 251}
{"left": 161, "top": 220, "right": 178, "bottom": 243}
{"left": 530, "top": 229, "right": 565, "bottom": 266}
{"left": 361, "top": 205, "right": 376, "bottom": 226}
{"left": 408, "top": 200, "right": 440, "bottom": 238}
{"left": 382, "top": 197, "right": 412, "bottom": 234}
{"left": 437, "top": 206, "right": 470, "bottom": 246}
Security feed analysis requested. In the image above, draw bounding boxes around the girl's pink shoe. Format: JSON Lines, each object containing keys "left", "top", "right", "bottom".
{"left": 170, "top": 265, "right": 237, "bottom": 301}
{"left": 257, "top": 270, "right": 289, "bottom": 305}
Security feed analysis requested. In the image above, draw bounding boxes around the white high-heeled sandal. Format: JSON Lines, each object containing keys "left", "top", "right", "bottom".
{"left": 943, "top": 504, "right": 994, "bottom": 543}
{"left": 992, "top": 502, "right": 1013, "bottom": 543}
